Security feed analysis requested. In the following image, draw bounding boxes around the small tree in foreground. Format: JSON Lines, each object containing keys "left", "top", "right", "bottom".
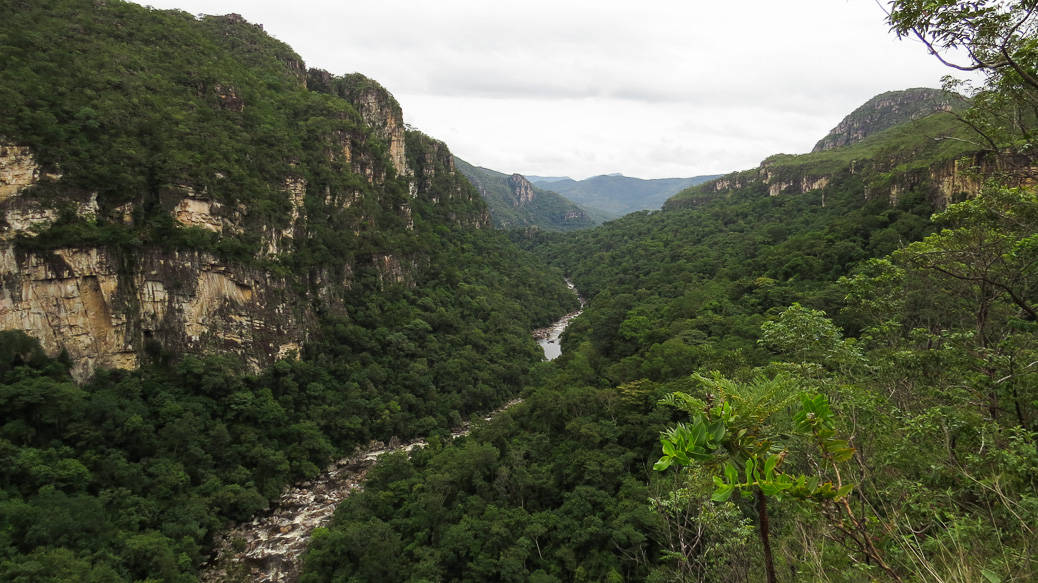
{"left": 653, "top": 373, "right": 903, "bottom": 582}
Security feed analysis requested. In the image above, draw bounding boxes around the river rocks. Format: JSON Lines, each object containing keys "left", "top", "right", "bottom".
{"left": 200, "top": 399, "right": 524, "bottom": 583}
{"left": 201, "top": 454, "right": 374, "bottom": 583}
{"left": 534, "top": 280, "right": 584, "bottom": 361}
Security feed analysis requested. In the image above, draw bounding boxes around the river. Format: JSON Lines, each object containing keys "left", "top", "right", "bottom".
{"left": 534, "top": 280, "right": 584, "bottom": 360}
{"left": 201, "top": 288, "right": 582, "bottom": 582}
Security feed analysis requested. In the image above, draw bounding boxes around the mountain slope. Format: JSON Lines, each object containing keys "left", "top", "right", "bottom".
{"left": 664, "top": 104, "right": 1031, "bottom": 212}
{"left": 813, "top": 87, "right": 968, "bottom": 152}
{"left": 529, "top": 173, "right": 720, "bottom": 219}
{"left": 454, "top": 157, "right": 600, "bottom": 230}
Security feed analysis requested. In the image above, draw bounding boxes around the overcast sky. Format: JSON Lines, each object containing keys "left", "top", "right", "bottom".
{"left": 140, "top": 0, "right": 958, "bottom": 179}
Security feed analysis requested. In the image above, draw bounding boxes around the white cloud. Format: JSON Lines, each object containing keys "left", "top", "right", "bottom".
{"left": 140, "top": 0, "right": 963, "bottom": 178}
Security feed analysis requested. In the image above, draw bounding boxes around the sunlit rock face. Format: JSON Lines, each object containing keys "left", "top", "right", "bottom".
{"left": 0, "top": 245, "right": 306, "bottom": 381}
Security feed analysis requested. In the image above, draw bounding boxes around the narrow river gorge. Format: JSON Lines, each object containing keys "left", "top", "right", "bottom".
{"left": 201, "top": 288, "right": 583, "bottom": 582}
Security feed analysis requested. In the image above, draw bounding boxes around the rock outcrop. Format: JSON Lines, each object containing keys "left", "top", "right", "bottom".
{"left": 508, "top": 173, "right": 536, "bottom": 207}
{"left": 308, "top": 71, "right": 409, "bottom": 177}
{"left": 0, "top": 244, "right": 305, "bottom": 381}
{"left": 351, "top": 86, "right": 408, "bottom": 177}
{"left": 670, "top": 146, "right": 1037, "bottom": 212}
{"left": 174, "top": 196, "right": 225, "bottom": 232}
{"left": 0, "top": 145, "right": 40, "bottom": 201}
{"left": 813, "top": 88, "right": 967, "bottom": 152}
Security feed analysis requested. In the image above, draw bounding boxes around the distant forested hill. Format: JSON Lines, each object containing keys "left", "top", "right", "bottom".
{"left": 455, "top": 157, "right": 602, "bottom": 230}
{"left": 527, "top": 173, "right": 720, "bottom": 219}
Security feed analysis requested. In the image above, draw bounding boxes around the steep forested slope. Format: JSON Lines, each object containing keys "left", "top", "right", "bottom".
{"left": 0, "top": 1, "right": 577, "bottom": 581}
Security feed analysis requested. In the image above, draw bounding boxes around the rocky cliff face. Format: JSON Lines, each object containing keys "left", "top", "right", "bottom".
{"left": 0, "top": 144, "right": 308, "bottom": 379}
{"left": 307, "top": 71, "right": 410, "bottom": 178}
{"left": 0, "top": 145, "right": 42, "bottom": 201}
{"left": 508, "top": 173, "right": 536, "bottom": 207}
{"left": 813, "top": 88, "right": 966, "bottom": 152}
{"left": 698, "top": 164, "right": 831, "bottom": 200}
{"left": 0, "top": 67, "right": 481, "bottom": 380}
{"left": 351, "top": 86, "right": 408, "bottom": 177}
{"left": 0, "top": 245, "right": 304, "bottom": 380}
{"left": 669, "top": 145, "right": 1038, "bottom": 213}
{"left": 880, "top": 150, "right": 1038, "bottom": 206}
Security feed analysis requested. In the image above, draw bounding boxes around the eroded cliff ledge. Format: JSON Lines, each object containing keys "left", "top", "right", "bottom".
{"left": 0, "top": 125, "right": 478, "bottom": 380}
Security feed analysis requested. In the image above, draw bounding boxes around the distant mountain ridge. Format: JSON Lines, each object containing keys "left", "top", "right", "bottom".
{"left": 455, "top": 158, "right": 600, "bottom": 231}
{"left": 528, "top": 173, "right": 721, "bottom": 219}
{"left": 525, "top": 175, "right": 572, "bottom": 183}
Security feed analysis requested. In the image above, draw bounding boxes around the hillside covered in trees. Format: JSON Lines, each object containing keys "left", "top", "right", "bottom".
{"left": 454, "top": 158, "right": 601, "bottom": 231}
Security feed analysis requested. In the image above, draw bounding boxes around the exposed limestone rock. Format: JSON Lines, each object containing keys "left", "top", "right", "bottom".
{"left": 801, "top": 176, "right": 829, "bottom": 192}
{"left": 767, "top": 181, "right": 790, "bottom": 197}
{"left": 3, "top": 205, "right": 58, "bottom": 239}
{"left": 0, "top": 247, "right": 133, "bottom": 379}
{"left": 508, "top": 173, "right": 536, "bottom": 207}
{"left": 0, "top": 246, "right": 304, "bottom": 380}
{"left": 276, "top": 342, "right": 300, "bottom": 360}
{"left": 877, "top": 151, "right": 1037, "bottom": 207}
{"left": 2, "top": 193, "right": 99, "bottom": 240}
{"left": 263, "top": 178, "right": 307, "bottom": 256}
{"left": 373, "top": 253, "right": 409, "bottom": 288}
{"left": 760, "top": 168, "right": 829, "bottom": 197}
{"left": 350, "top": 86, "right": 407, "bottom": 176}
{"left": 174, "top": 196, "right": 224, "bottom": 232}
{"left": 0, "top": 144, "right": 40, "bottom": 201}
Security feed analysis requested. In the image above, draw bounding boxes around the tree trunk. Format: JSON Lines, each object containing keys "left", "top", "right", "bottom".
{"left": 757, "top": 488, "right": 778, "bottom": 583}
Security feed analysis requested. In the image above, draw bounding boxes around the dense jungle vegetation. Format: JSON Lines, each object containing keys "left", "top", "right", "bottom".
{"left": 302, "top": 159, "right": 1037, "bottom": 583}
{"left": 301, "top": 2, "right": 1038, "bottom": 582}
